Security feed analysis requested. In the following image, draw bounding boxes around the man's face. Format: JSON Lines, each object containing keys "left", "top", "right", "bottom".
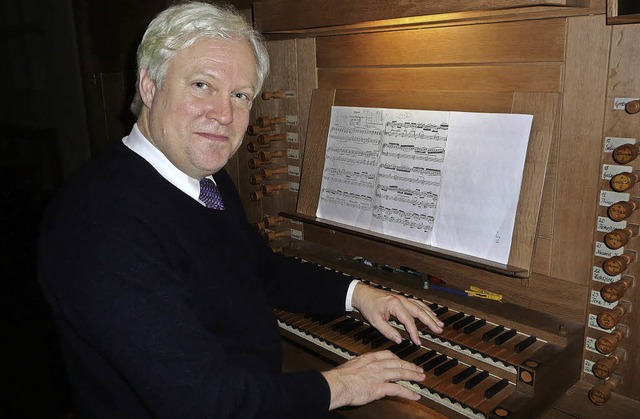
{"left": 139, "top": 37, "right": 257, "bottom": 179}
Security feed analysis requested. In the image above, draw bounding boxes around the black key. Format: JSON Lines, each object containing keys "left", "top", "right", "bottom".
{"left": 452, "top": 365, "right": 477, "bottom": 384}
{"left": 434, "top": 359, "right": 458, "bottom": 376}
{"left": 362, "top": 330, "right": 383, "bottom": 344}
{"left": 354, "top": 327, "right": 378, "bottom": 342}
{"left": 464, "top": 319, "right": 486, "bottom": 335}
{"left": 331, "top": 318, "right": 356, "bottom": 331}
{"left": 484, "top": 378, "right": 510, "bottom": 399}
{"left": 412, "top": 350, "right": 438, "bottom": 366}
{"left": 312, "top": 315, "right": 338, "bottom": 325}
{"left": 396, "top": 344, "right": 421, "bottom": 359}
{"left": 422, "top": 354, "right": 448, "bottom": 372}
{"left": 494, "top": 329, "right": 518, "bottom": 346}
{"left": 442, "top": 312, "right": 466, "bottom": 327}
{"left": 482, "top": 325, "right": 505, "bottom": 341}
{"left": 464, "top": 370, "right": 489, "bottom": 389}
{"left": 371, "top": 335, "right": 391, "bottom": 348}
{"left": 428, "top": 303, "right": 439, "bottom": 310}
{"left": 434, "top": 306, "right": 449, "bottom": 316}
{"left": 452, "top": 315, "right": 476, "bottom": 331}
{"left": 514, "top": 335, "right": 537, "bottom": 353}
{"left": 388, "top": 340, "right": 412, "bottom": 354}
{"left": 340, "top": 320, "right": 363, "bottom": 334}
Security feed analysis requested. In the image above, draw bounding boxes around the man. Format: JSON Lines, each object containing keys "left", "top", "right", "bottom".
{"left": 39, "top": 2, "right": 444, "bottom": 417}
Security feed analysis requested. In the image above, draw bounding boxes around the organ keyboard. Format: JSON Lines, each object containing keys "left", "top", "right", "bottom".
{"left": 275, "top": 247, "right": 583, "bottom": 418}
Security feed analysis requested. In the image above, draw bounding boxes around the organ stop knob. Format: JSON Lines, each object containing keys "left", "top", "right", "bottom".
{"left": 610, "top": 171, "right": 640, "bottom": 192}
{"left": 592, "top": 354, "right": 622, "bottom": 379}
{"left": 608, "top": 200, "right": 638, "bottom": 221}
{"left": 588, "top": 377, "right": 620, "bottom": 405}
{"left": 604, "top": 226, "right": 638, "bottom": 249}
{"left": 602, "top": 252, "right": 635, "bottom": 276}
{"left": 600, "top": 277, "right": 634, "bottom": 303}
{"left": 596, "top": 304, "right": 629, "bottom": 329}
{"left": 625, "top": 99, "right": 640, "bottom": 114}
{"left": 612, "top": 143, "right": 640, "bottom": 165}
{"left": 595, "top": 329, "right": 625, "bottom": 354}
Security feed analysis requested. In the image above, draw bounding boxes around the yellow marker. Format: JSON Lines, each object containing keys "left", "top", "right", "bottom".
{"left": 465, "top": 285, "right": 503, "bottom": 302}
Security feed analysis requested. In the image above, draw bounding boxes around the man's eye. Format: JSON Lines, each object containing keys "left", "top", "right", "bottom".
{"left": 234, "top": 92, "right": 250, "bottom": 101}
{"left": 193, "top": 81, "right": 208, "bottom": 90}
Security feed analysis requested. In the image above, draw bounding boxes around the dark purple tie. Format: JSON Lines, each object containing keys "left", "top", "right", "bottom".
{"left": 199, "top": 178, "right": 225, "bottom": 210}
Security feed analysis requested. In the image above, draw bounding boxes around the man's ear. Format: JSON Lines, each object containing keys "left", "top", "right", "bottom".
{"left": 139, "top": 69, "right": 156, "bottom": 108}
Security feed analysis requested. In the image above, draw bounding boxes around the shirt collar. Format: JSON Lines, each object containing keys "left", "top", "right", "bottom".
{"left": 122, "top": 124, "right": 204, "bottom": 202}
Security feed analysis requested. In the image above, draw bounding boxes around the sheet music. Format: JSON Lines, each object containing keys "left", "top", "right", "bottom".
{"left": 317, "top": 106, "right": 533, "bottom": 265}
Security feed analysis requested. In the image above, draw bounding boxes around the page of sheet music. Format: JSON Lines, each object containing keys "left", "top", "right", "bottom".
{"left": 317, "top": 106, "right": 533, "bottom": 264}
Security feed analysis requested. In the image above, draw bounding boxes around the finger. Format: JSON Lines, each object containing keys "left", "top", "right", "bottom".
{"left": 406, "top": 299, "right": 444, "bottom": 334}
{"left": 371, "top": 354, "right": 426, "bottom": 377}
{"left": 380, "top": 382, "right": 422, "bottom": 401}
{"left": 370, "top": 317, "right": 403, "bottom": 344}
{"left": 391, "top": 302, "right": 433, "bottom": 345}
{"left": 393, "top": 311, "right": 422, "bottom": 346}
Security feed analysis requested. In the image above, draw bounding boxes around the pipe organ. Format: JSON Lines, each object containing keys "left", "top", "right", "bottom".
{"left": 226, "top": 0, "right": 640, "bottom": 417}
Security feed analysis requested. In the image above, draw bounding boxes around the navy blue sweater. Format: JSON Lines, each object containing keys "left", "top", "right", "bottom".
{"left": 38, "top": 141, "right": 351, "bottom": 418}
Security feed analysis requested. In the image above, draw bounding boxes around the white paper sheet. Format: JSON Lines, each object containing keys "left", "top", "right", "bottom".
{"left": 317, "top": 106, "right": 533, "bottom": 265}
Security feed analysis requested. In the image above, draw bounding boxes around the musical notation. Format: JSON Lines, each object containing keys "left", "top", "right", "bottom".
{"left": 318, "top": 106, "right": 448, "bottom": 242}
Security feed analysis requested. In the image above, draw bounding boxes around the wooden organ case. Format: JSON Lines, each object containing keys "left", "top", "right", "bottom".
{"left": 225, "top": 1, "right": 640, "bottom": 417}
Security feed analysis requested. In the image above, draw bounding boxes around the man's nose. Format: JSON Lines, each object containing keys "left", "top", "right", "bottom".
{"left": 205, "top": 96, "right": 233, "bottom": 124}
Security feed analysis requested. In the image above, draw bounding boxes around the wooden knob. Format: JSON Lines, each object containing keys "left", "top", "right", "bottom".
{"left": 255, "top": 220, "right": 266, "bottom": 232}
{"left": 264, "top": 215, "right": 286, "bottom": 228}
{"left": 595, "top": 329, "right": 625, "bottom": 354}
{"left": 602, "top": 252, "right": 634, "bottom": 276}
{"left": 264, "top": 229, "right": 290, "bottom": 241}
{"left": 604, "top": 226, "right": 638, "bottom": 249}
{"left": 247, "top": 123, "right": 274, "bottom": 136}
{"left": 612, "top": 143, "right": 640, "bottom": 164}
{"left": 250, "top": 190, "right": 265, "bottom": 201}
{"left": 259, "top": 149, "right": 287, "bottom": 162}
{"left": 260, "top": 166, "right": 288, "bottom": 178}
{"left": 596, "top": 305, "right": 628, "bottom": 329}
{"left": 625, "top": 99, "right": 640, "bottom": 114}
{"left": 588, "top": 377, "right": 620, "bottom": 405}
{"left": 601, "top": 277, "right": 634, "bottom": 303}
{"left": 610, "top": 172, "right": 639, "bottom": 192}
{"left": 248, "top": 158, "right": 263, "bottom": 169}
{"left": 592, "top": 354, "right": 622, "bottom": 379}
{"left": 261, "top": 182, "right": 289, "bottom": 195}
{"left": 257, "top": 133, "right": 286, "bottom": 145}
{"left": 261, "top": 91, "right": 287, "bottom": 100}
{"left": 608, "top": 200, "right": 638, "bottom": 221}
{"left": 246, "top": 141, "right": 261, "bottom": 153}
{"left": 257, "top": 116, "right": 286, "bottom": 128}
{"left": 249, "top": 174, "right": 263, "bottom": 185}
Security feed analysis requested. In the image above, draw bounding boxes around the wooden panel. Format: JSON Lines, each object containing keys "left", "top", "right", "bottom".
{"left": 531, "top": 236, "right": 552, "bottom": 275}
{"left": 593, "top": 23, "right": 640, "bottom": 401}
{"left": 317, "top": 19, "right": 566, "bottom": 67}
{"left": 334, "top": 89, "right": 516, "bottom": 112}
{"left": 318, "top": 64, "right": 563, "bottom": 93}
{"left": 254, "top": 0, "right": 585, "bottom": 32}
{"left": 298, "top": 88, "right": 557, "bottom": 274}
{"left": 301, "top": 223, "right": 587, "bottom": 323}
{"left": 294, "top": 37, "right": 317, "bottom": 168}
{"left": 549, "top": 15, "right": 611, "bottom": 284}
{"left": 296, "top": 89, "right": 335, "bottom": 216}
{"left": 509, "top": 92, "right": 560, "bottom": 269}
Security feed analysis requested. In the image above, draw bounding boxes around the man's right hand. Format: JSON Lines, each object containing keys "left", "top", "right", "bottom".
{"left": 320, "top": 349, "right": 425, "bottom": 410}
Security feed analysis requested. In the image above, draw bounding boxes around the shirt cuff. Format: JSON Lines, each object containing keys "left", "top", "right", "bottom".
{"left": 344, "top": 279, "right": 360, "bottom": 311}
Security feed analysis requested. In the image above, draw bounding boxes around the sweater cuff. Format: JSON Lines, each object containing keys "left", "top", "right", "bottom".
{"left": 286, "top": 370, "right": 332, "bottom": 415}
